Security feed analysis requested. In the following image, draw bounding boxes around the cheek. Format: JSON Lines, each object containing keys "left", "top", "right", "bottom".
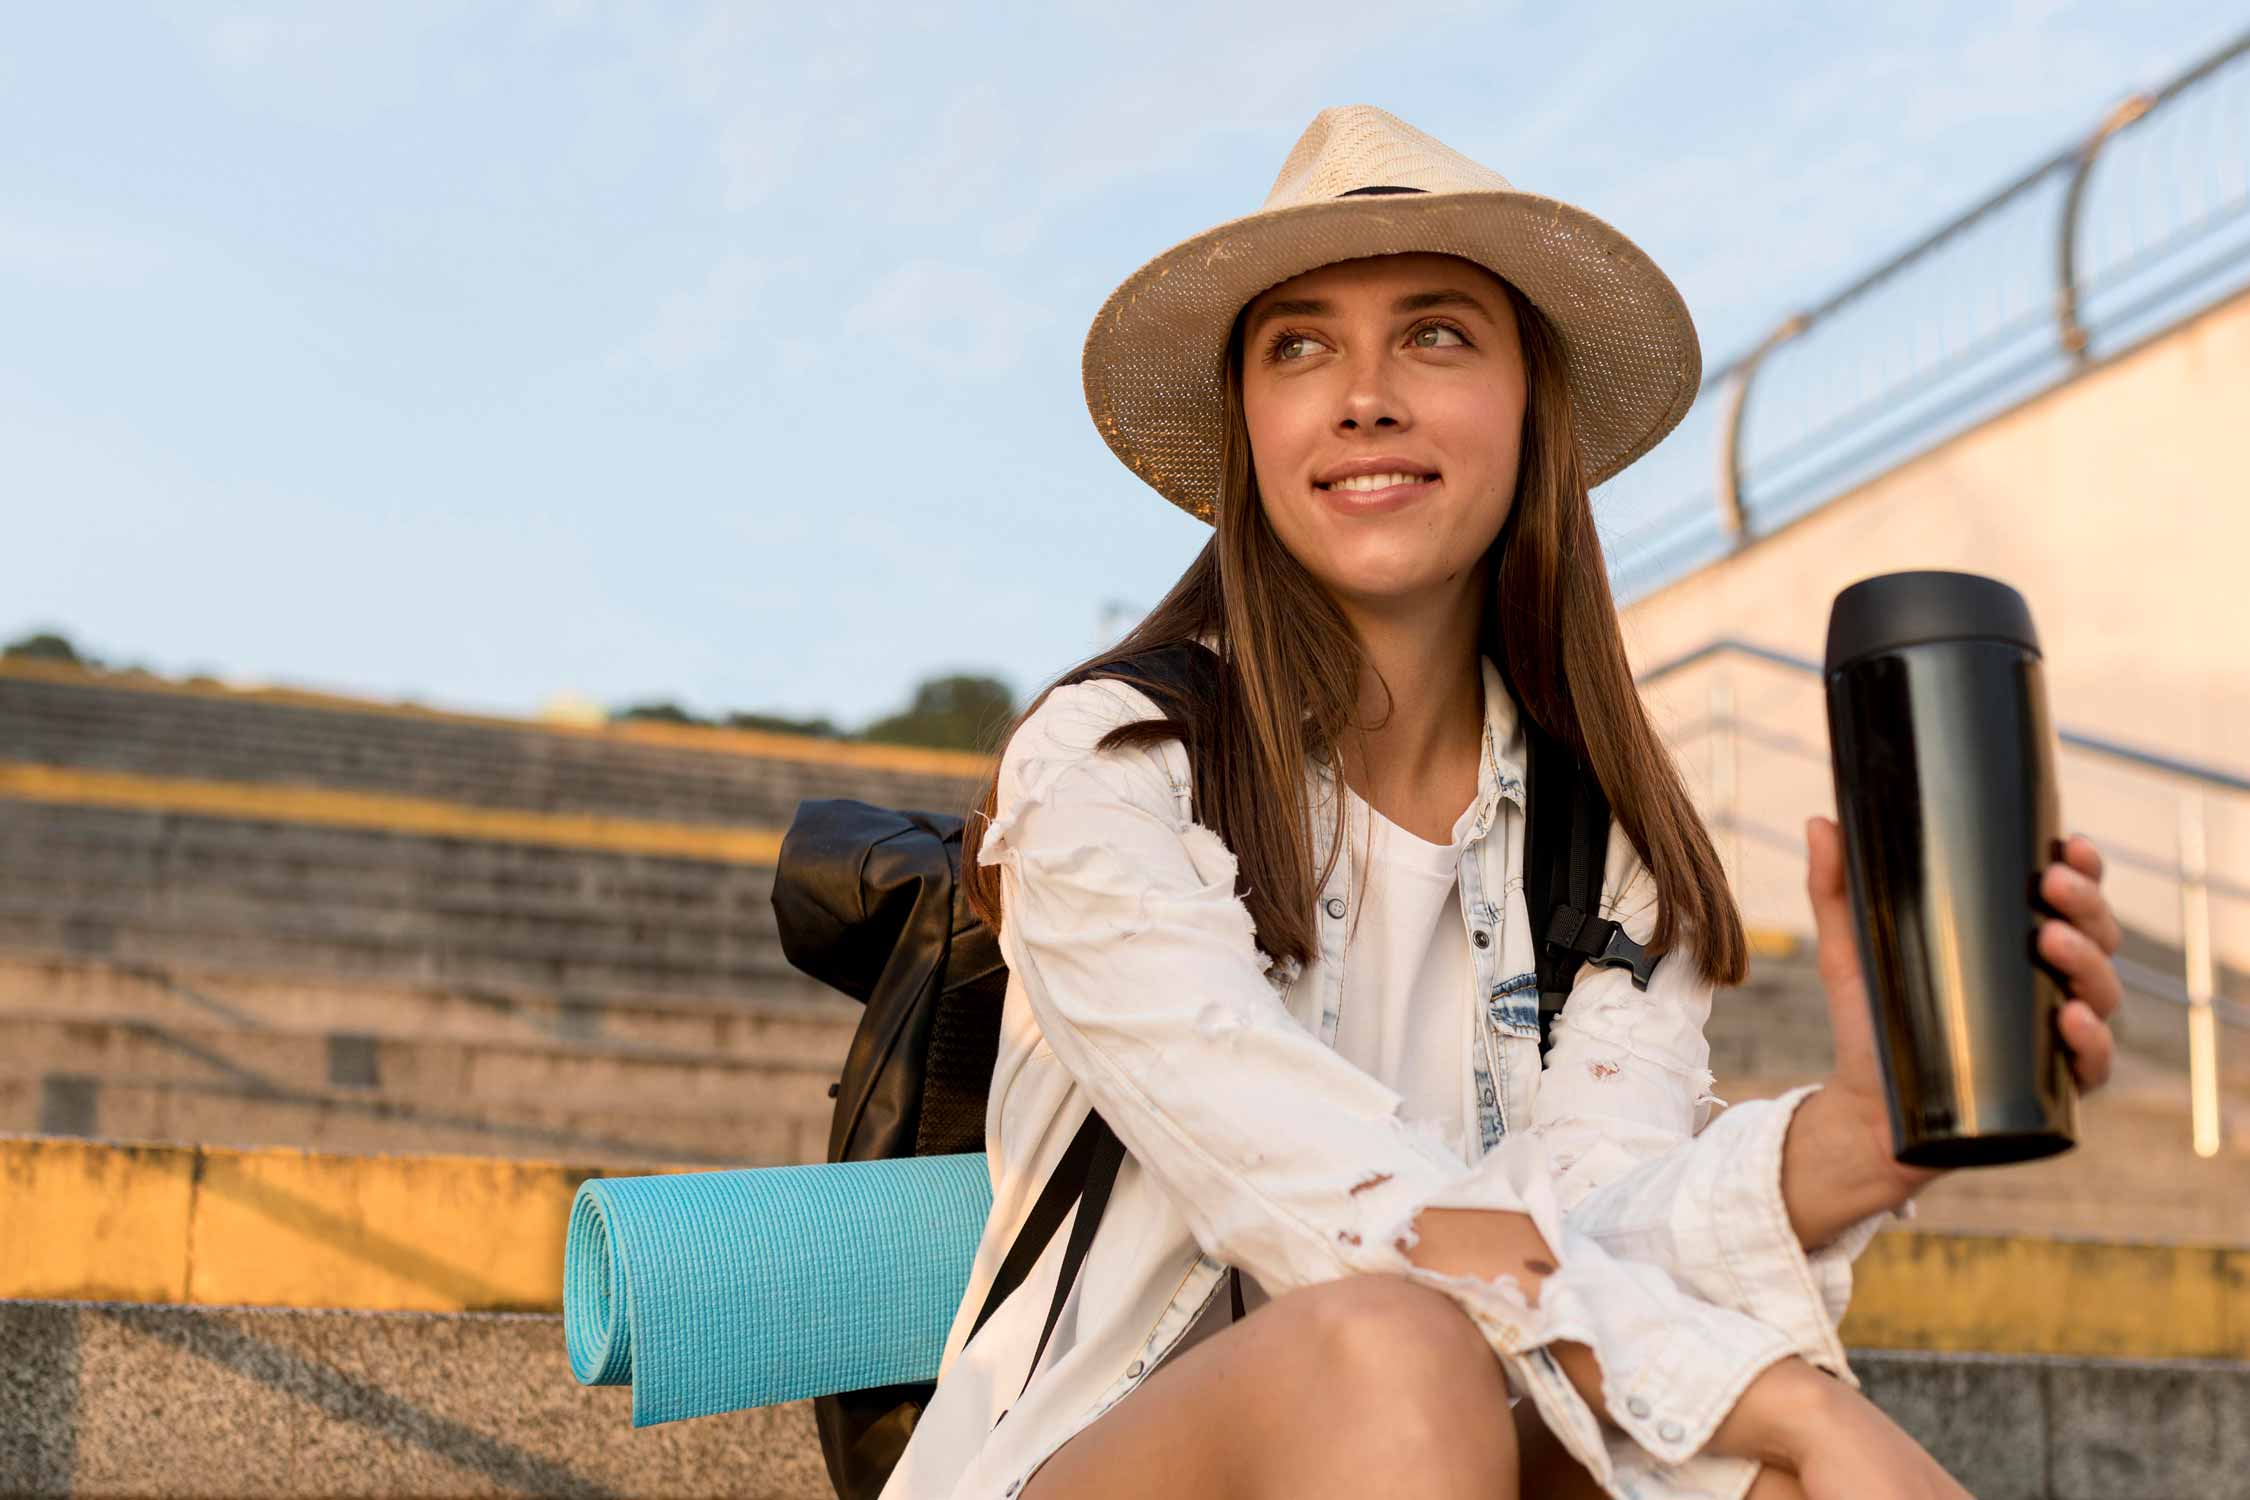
{"left": 1432, "top": 394, "right": 1525, "bottom": 522}
{"left": 1242, "top": 396, "right": 1321, "bottom": 531}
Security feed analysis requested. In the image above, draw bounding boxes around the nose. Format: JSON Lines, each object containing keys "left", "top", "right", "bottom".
{"left": 1335, "top": 346, "right": 1408, "bottom": 434}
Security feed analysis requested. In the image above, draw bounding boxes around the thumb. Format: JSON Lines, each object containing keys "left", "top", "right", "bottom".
{"left": 1805, "top": 815, "right": 1862, "bottom": 991}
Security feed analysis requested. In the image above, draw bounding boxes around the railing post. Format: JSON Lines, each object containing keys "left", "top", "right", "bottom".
{"left": 1714, "top": 315, "right": 1807, "bottom": 544}
{"left": 1710, "top": 674, "right": 1739, "bottom": 890}
{"left": 2056, "top": 91, "right": 2154, "bottom": 363}
{"left": 2179, "top": 792, "right": 2221, "bottom": 1159}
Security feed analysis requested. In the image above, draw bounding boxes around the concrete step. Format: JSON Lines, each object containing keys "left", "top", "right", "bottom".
{"left": 0, "top": 903, "right": 817, "bottom": 1009}
{"left": 0, "top": 1073, "right": 820, "bottom": 1168}
{"left": 0, "top": 1012, "right": 844, "bottom": 1110}
{"left": 1711, "top": 944, "right": 2250, "bottom": 1092}
{"left": 0, "top": 1299, "right": 2241, "bottom": 1498}
{"left": 0, "top": 803, "right": 793, "bottom": 932}
{"left": 1709, "top": 957, "right": 1840, "bottom": 1080}
{"left": 0, "top": 801, "right": 827, "bottom": 1000}
{"left": 0, "top": 1300, "right": 829, "bottom": 1499}
{"left": 0, "top": 953, "right": 863, "bottom": 1056}
{"left": 0, "top": 670, "right": 986, "bottom": 827}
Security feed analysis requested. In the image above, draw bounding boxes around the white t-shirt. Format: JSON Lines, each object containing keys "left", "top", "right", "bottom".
{"left": 1331, "top": 783, "right": 1478, "bottom": 1159}
{"left": 1174, "top": 782, "right": 1478, "bottom": 1340}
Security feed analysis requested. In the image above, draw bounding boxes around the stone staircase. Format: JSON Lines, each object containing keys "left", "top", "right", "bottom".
{"left": 0, "top": 665, "right": 982, "bottom": 825}
{"left": 7, "top": 1298, "right": 2242, "bottom": 1500}
{"left": 3, "top": 664, "right": 2244, "bottom": 1498}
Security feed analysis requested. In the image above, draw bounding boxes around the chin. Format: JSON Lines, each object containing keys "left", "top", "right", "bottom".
{"left": 1316, "top": 555, "right": 1462, "bottom": 609}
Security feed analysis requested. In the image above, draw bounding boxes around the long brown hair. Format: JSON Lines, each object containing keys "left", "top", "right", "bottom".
{"left": 961, "top": 271, "right": 1746, "bottom": 988}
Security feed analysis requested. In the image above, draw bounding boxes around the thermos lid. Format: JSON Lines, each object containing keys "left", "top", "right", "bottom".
{"left": 1824, "top": 570, "right": 2041, "bottom": 673}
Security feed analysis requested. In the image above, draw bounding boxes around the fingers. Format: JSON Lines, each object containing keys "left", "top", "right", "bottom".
{"left": 2060, "top": 998, "right": 2113, "bottom": 1091}
{"left": 2041, "top": 857, "right": 2124, "bottom": 957}
{"left": 2057, "top": 832, "right": 2105, "bottom": 884}
{"left": 2038, "top": 915, "right": 2124, "bottom": 1020}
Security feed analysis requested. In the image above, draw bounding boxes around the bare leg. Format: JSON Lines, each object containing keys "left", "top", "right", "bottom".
{"left": 1020, "top": 1272, "right": 1520, "bottom": 1500}
{"left": 1514, "top": 1399, "right": 1808, "bottom": 1499}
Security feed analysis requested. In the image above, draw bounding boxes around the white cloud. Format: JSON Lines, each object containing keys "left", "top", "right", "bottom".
{"left": 843, "top": 259, "right": 1055, "bottom": 378}
{"left": 206, "top": 14, "right": 328, "bottom": 72}
{"left": 717, "top": 106, "right": 811, "bottom": 213}
{"left": 889, "top": 85, "right": 1016, "bottom": 226}
{"left": 0, "top": 220, "right": 171, "bottom": 287}
{"left": 616, "top": 252, "right": 790, "bottom": 373}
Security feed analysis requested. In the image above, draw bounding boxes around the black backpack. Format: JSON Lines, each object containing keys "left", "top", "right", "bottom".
{"left": 769, "top": 642, "right": 1657, "bottom": 1500}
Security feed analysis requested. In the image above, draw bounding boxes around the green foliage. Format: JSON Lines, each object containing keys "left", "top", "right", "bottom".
{"left": 610, "top": 671, "right": 1014, "bottom": 751}
{"left": 7, "top": 630, "right": 1012, "bottom": 755}
{"left": 725, "top": 710, "right": 841, "bottom": 739}
{"left": 860, "top": 673, "right": 1017, "bottom": 752}
{"left": 3, "top": 630, "right": 88, "bottom": 665}
{"left": 615, "top": 701, "right": 707, "bottom": 726}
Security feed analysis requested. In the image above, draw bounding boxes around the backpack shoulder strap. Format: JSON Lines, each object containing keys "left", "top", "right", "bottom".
{"left": 1523, "top": 720, "right": 1660, "bottom": 1058}
{"left": 1068, "top": 641, "right": 1221, "bottom": 750}
{"left": 976, "top": 642, "right": 1219, "bottom": 1423}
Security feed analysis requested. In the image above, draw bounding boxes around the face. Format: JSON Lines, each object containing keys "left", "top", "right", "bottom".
{"left": 1237, "top": 252, "right": 1527, "bottom": 615}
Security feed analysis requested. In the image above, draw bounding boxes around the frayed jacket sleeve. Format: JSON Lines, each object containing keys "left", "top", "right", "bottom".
{"left": 978, "top": 680, "right": 1813, "bottom": 1481}
{"left": 1529, "top": 827, "right": 1902, "bottom": 1389}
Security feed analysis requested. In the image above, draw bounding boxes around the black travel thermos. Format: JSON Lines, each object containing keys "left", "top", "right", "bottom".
{"left": 1823, "top": 570, "right": 2078, "bottom": 1168}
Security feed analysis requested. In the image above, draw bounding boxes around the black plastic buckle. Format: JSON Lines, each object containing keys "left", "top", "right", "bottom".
{"left": 1590, "top": 925, "right": 1658, "bottom": 990}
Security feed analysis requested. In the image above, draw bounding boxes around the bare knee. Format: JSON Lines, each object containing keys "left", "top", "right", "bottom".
{"left": 1296, "top": 1273, "right": 1498, "bottom": 1378}
{"left": 1275, "top": 1274, "right": 1518, "bottom": 1489}
{"left": 1022, "top": 1274, "right": 1517, "bottom": 1500}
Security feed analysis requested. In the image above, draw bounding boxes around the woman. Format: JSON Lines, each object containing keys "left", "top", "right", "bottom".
{"left": 879, "top": 107, "right": 2125, "bottom": 1500}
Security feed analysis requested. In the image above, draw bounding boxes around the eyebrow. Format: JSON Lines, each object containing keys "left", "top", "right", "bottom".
{"left": 1246, "top": 288, "right": 1494, "bottom": 336}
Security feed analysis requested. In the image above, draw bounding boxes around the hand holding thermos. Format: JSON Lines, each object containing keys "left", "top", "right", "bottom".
{"left": 1805, "top": 571, "right": 2126, "bottom": 1199}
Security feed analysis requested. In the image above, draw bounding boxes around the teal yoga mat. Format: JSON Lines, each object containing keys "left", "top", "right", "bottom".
{"left": 565, "top": 1154, "right": 994, "bottom": 1427}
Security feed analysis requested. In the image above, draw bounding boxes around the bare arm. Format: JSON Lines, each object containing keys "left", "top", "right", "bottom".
{"left": 1402, "top": 1206, "right": 1876, "bottom": 1472}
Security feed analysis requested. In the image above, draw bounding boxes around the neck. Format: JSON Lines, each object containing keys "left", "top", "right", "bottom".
{"left": 1331, "top": 577, "right": 1488, "bottom": 825}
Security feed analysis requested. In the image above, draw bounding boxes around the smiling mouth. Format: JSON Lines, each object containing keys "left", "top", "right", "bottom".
{"left": 1316, "top": 470, "right": 1439, "bottom": 493}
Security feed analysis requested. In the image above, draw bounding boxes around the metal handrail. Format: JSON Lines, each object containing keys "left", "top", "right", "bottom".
{"left": 1605, "top": 27, "right": 2250, "bottom": 606}
{"left": 2117, "top": 955, "right": 2250, "bottom": 1032}
{"left": 1637, "top": 638, "right": 2250, "bottom": 796}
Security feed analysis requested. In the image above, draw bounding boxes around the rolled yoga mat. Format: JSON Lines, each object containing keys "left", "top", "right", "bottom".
{"left": 566, "top": 1153, "right": 994, "bottom": 1427}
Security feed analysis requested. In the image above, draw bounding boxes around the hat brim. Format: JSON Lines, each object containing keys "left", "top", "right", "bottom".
{"left": 1081, "top": 190, "right": 1702, "bottom": 520}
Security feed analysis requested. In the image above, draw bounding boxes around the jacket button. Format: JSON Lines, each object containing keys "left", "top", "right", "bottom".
{"left": 1472, "top": 928, "right": 1492, "bottom": 949}
{"left": 1126, "top": 1358, "right": 1146, "bottom": 1377}
{"left": 1659, "top": 1420, "right": 1684, "bottom": 1443}
{"left": 1324, "top": 896, "right": 1346, "bottom": 919}
{"left": 1626, "top": 1396, "right": 1652, "bottom": 1419}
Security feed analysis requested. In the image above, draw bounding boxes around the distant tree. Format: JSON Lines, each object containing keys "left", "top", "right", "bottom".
{"left": 724, "top": 711, "right": 841, "bottom": 739}
{"left": 861, "top": 673, "right": 1017, "bottom": 752}
{"left": 3, "top": 630, "right": 89, "bottom": 665}
{"left": 615, "top": 701, "right": 709, "bottom": 727}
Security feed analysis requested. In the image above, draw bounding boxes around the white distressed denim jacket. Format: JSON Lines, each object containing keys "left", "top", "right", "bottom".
{"left": 877, "top": 659, "right": 1893, "bottom": 1500}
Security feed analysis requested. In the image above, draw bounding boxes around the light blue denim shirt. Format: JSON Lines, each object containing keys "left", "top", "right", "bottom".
{"left": 878, "top": 658, "right": 1894, "bottom": 1500}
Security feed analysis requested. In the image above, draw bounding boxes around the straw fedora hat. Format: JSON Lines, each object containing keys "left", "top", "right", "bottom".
{"left": 1081, "top": 104, "right": 1702, "bottom": 522}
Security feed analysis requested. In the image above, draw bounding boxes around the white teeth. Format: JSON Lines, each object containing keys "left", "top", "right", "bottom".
{"left": 1325, "top": 471, "right": 1431, "bottom": 493}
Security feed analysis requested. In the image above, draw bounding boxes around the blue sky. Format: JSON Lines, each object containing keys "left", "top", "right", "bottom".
{"left": 4, "top": 2, "right": 2240, "bottom": 726}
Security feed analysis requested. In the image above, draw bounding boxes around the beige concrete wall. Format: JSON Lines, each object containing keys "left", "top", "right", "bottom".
{"left": 1618, "top": 284, "right": 2250, "bottom": 978}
